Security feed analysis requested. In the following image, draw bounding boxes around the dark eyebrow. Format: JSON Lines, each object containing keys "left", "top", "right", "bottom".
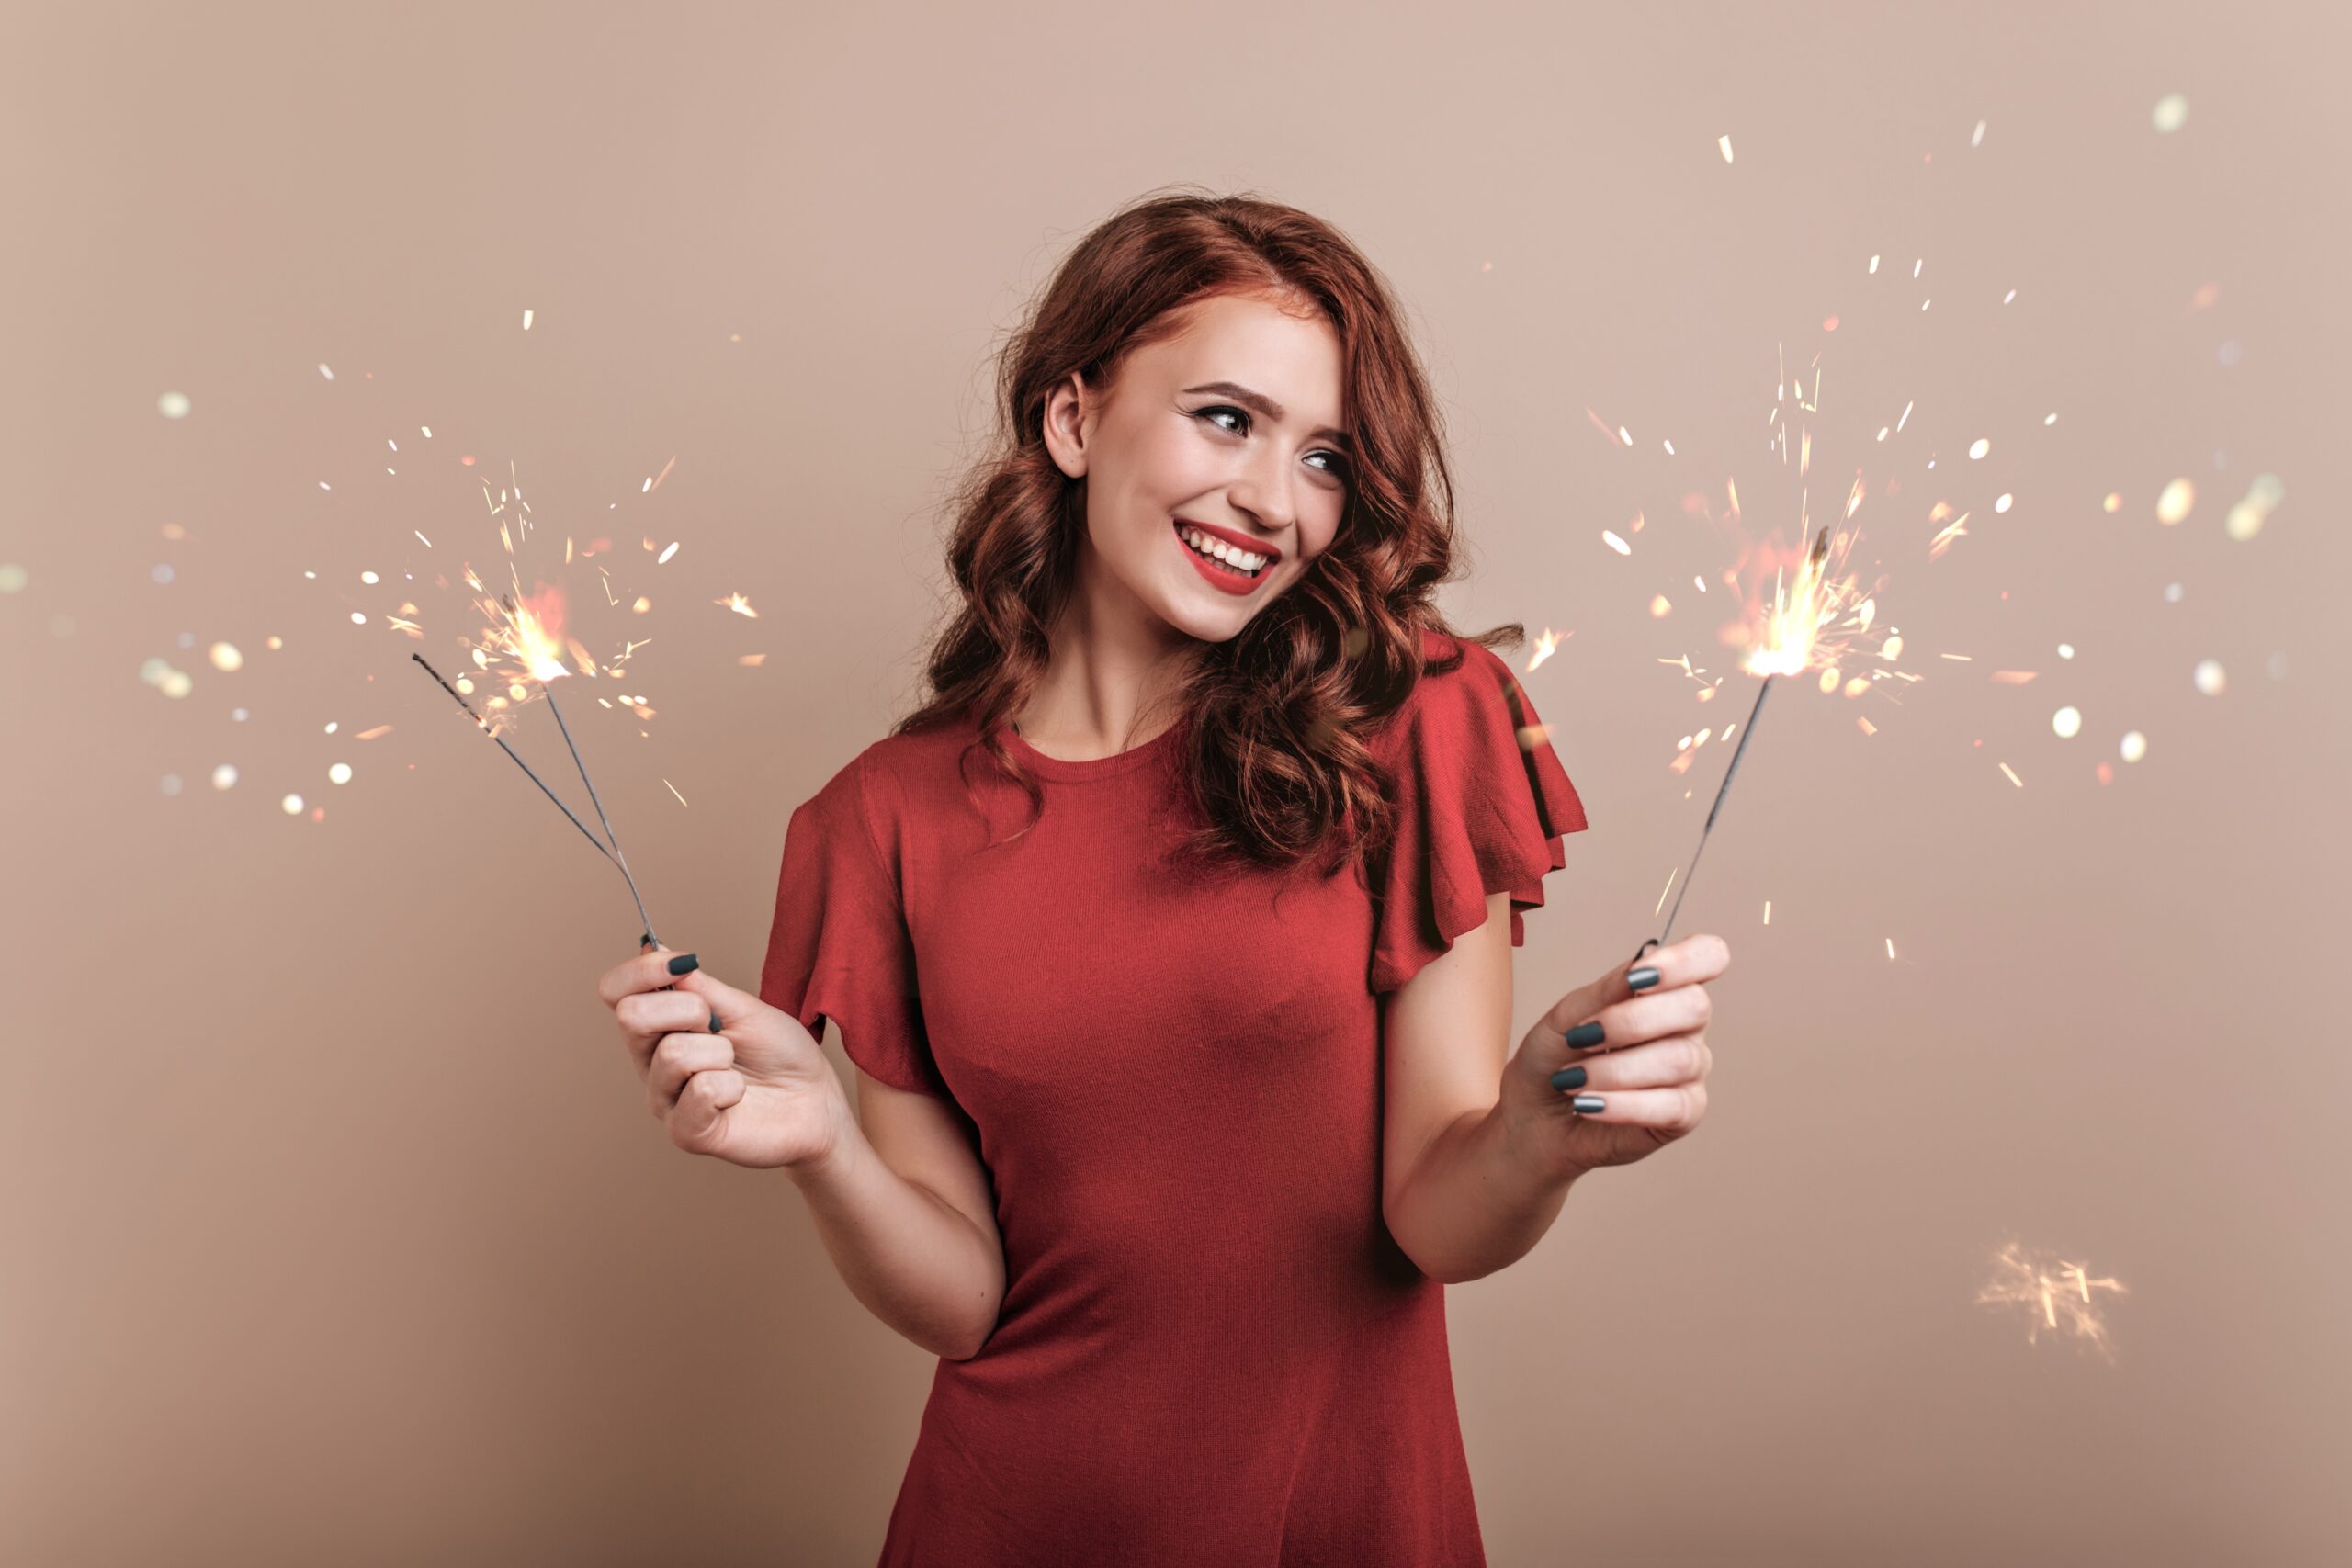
{"left": 1180, "top": 381, "right": 1350, "bottom": 449}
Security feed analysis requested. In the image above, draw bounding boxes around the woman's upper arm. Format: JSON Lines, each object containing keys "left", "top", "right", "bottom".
{"left": 854, "top": 1064, "right": 1001, "bottom": 1252}
{"left": 1380, "top": 889, "right": 1515, "bottom": 1226}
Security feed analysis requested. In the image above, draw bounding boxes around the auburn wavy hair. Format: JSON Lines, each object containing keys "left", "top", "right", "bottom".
{"left": 893, "top": 186, "right": 1526, "bottom": 891}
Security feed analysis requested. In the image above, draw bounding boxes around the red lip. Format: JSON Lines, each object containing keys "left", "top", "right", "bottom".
{"left": 1174, "top": 518, "right": 1282, "bottom": 564}
{"left": 1172, "top": 518, "right": 1270, "bottom": 596}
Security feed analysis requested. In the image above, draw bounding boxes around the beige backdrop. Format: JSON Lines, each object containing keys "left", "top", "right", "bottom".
{"left": 5, "top": 2, "right": 2346, "bottom": 1563}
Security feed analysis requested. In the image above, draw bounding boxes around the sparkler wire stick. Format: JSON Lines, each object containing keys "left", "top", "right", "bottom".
{"left": 1630, "top": 671, "right": 1774, "bottom": 968}
{"left": 1627, "top": 522, "right": 1826, "bottom": 968}
{"left": 539, "top": 680, "right": 661, "bottom": 947}
{"left": 409, "top": 651, "right": 662, "bottom": 946}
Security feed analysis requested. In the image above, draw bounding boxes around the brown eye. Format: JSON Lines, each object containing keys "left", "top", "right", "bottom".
{"left": 1193, "top": 407, "right": 1349, "bottom": 479}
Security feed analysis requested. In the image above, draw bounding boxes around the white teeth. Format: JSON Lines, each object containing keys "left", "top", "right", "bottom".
{"left": 1182, "top": 527, "right": 1267, "bottom": 573}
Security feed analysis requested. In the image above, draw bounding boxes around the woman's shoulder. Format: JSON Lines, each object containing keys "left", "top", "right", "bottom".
{"left": 1372, "top": 626, "right": 1521, "bottom": 749}
{"left": 1414, "top": 625, "right": 1510, "bottom": 682}
{"left": 799, "top": 711, "right": 985, "bottom": 832}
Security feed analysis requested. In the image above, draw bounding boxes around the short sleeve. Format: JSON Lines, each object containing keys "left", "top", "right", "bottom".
{"left": 757, "top": 750, "right": 947, "bottom": 1098}
{"left": 1367, "top": 637, "right": 1591, "bottom": 994}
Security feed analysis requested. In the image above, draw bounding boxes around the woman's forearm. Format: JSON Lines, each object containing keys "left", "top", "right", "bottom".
{"left": 1385, "top": 1101, "right": 1580, "bottom": 1285}
{"left": 786, "top": 1114, "right": 1005, "bottom": 1360}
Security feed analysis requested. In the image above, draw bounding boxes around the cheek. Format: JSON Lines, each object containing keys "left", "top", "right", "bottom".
{"left": 1293, "top": 510, "right": 1341, "bottom": 566}
{"left": 1131, "top": 427, "right": 1226, "bottom": 500}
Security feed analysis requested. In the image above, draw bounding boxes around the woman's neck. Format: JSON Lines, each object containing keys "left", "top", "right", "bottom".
{"left": 1013, "top": 641, "right": 1195, "bottom": 758}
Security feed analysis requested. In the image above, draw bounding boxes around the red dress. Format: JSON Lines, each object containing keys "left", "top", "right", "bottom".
{"left": 759, "top": 628, "right": 1589, "bottom": 1567}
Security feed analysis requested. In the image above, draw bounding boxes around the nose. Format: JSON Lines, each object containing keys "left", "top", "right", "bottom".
{"left": 1225, "top": 452, "right": 1300, "bottom": 542}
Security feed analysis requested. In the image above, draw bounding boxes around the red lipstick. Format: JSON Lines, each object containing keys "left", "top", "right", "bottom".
{"left": 1175, "top": 518, "right": 1283, "bottom": 564}
{"left": 1171, "top": 519, "right": 1276, "bottom": 596}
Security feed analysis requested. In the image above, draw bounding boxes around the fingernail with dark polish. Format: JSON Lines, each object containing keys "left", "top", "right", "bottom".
{"left": 668, "top": 953, "right": 699, "bottom": 976}
{"left": 1626, "top": 967, "right": 1660, "bottom": 991}
{"left": 709, "top": 1011, "right": 723, "bottom": 1032}
{"left": 1565, "top": 1021, "right": 1606, "bottom": 1049}
{"left": 640, "top": 931, "right": 655, "bottom": 949}
{"left": 1571, "top": 1094, "right": 1607, "bottom": 1113}
{"left": 1551, "top": 1066, "right": 1588, "bottom": 1091}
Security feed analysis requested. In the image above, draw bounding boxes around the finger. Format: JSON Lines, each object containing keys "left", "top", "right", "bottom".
{"left": 1530, "top": 933, "right": 1713, "bottom": 1045}
{"left": 600, "top": 942, "right": 700, "bottom": 1008}
{"left": 668, "top": 1064, "right": 749, "bottom": 1145}
{"left": 1627, "top": 932, "right": 1732, "bottom": 995}
{"left": 1549, "top": 1033, "right": 1709, "bottom": 1094}
{"left": 1571, "top": 982, "right": 1713, "bottom": 1056}
{"left": 1532, "top": 969, "right": 1619, "bottom": 1048}
{"left": 659, "top": 960, "right": 763, "bottom": 1035}
{"left": 1527, "top": 935, "right": 1730, "bottom": 1068}
{"left": 1556, "top": 1080, "right": 1708, "bottom": 1133}
{"left": 1535, "top": 978, "right": 1711, "bottom": 1063}
{"left": 649, "top": 1031, "right": 736, "bottom": 1116}
{"left": 639, "top": 941, "right": 727, "bottom": 1022}
{"left": 617, "top": 989, "right": 727, "bottom": 1067}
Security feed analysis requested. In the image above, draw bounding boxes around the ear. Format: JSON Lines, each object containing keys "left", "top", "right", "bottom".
{"left": 1041, "top": 370, "right": 1090, "bottom": 480}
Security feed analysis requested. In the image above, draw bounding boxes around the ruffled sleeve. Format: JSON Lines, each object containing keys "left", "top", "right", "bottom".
{"left": 1367, "top": 635, "right": 1591, "bottom": 994}
{"left": 757, "top": 749, "right": 947, "bottom": 1098}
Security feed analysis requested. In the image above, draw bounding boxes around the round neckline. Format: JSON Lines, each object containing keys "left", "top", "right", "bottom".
{"left": 994, "top": 710, "right": 1189, "bottom": 782}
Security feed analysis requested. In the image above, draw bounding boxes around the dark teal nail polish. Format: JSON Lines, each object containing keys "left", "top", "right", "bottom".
{"left": 640, "top": 931, "right": 655, "bottom": 950}
{"left": 709, "top": 1011, "right": 723, "bottom": 1032}
{"left": 1551, "top": 1066, "right": 1588, "bottom": 1091}
{"left": 1626, "top": 966, "right": 1660, "bottom": 991}
{"left": 1565, "top": 1021, "right": 1605, "bottom": 1049}
{"left": 668, "top": 953, "right": 699, "bottom": 976}
{"left": 1571, "top": 1094, "right": 1606, "bottom": 1113}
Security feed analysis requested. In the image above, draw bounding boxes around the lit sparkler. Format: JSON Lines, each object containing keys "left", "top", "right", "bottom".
{"left": 412, "top": 492, "right": 664, "bottom": 946}
{"left": 1601, "top": 348, "right": 1896, "bottom": 976}
{"left": 412, "top": 641, "right": 661, "bottom": 947}
{"left": 1625, "top": 517, "right": 1885, "bottom": 973}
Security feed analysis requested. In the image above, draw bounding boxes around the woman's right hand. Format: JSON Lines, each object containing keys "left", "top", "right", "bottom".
{"left": 595, "top": 941, "right": 850, "bottom": 1173}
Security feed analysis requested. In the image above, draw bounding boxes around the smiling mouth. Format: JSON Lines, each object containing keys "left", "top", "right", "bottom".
{"left": 1173, "top": 520, "right": 1271, "bottom": 580}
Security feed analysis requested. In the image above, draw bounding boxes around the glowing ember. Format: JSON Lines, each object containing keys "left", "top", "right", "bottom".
{"left": 1738, "top": 524, "right": 1883, "bottom": 679}
{"left": 1524, "top": 626, "right": 1570, "bottom": 673}
{"left": 1977, "top": 1240, "right": 2130, "bottom": 1361}
{"left": 2225, "top": 473, "right": 2284, "bottom": 540}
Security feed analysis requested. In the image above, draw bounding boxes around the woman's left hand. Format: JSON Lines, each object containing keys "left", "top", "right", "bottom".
{"left": 1505, "top": 933, "right": 1729, "bottom": 1180}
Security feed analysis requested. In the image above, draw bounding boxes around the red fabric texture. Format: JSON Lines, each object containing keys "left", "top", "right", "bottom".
{"left": 1367, "top": 633, "right": 1590, "bottom": 993}
{"left": 758, "top": 628, "right": 1589, "bottom": 1566}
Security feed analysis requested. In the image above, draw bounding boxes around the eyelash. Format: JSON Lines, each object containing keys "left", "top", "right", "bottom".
{"left": 1193, "top": 406, "right": 1350, "bottom": 479}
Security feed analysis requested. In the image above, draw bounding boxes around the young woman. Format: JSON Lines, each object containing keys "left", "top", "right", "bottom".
{"left": 597, "top": 190, "right": 1729, "bottom": 1567}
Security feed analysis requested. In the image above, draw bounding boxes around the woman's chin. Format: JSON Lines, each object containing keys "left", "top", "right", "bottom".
{"left": 1155, "top": 598, "right": 1253, "bottom": 644}
{"left": 1164, "top": 613, "right": 1245, "bottom": 644}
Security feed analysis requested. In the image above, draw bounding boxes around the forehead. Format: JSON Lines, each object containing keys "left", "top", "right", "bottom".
{"left": 1130, "top": 292, "right": 1341, "bottom": 398}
